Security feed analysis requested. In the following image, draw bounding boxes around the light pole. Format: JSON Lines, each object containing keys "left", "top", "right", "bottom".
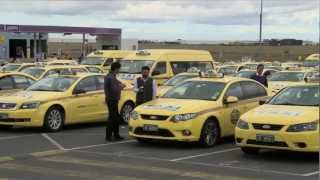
{"left": 259, "top": 0, "right": 263, "bottom": 45}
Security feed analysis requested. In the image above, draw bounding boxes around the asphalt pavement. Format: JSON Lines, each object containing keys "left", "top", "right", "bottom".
{"left": 0, "top": 123, "right": 318, "bottom": 180}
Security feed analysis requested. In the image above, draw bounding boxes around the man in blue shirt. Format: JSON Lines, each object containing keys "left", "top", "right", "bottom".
{"left": 250, "top": 64, "right": 268, "bottom": 87}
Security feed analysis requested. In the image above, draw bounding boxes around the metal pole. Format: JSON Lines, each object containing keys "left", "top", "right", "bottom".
{"left": 33, "top": 33, "right": 37, "bottom": 60}
{"left": 82, "top": 33, "right": 85, "bottom": 57}
{"left": 38, "top": 33, "right": 42, "bottom": 60}
{"left": 259, "top": 0, "right": 263, "bottom": 45}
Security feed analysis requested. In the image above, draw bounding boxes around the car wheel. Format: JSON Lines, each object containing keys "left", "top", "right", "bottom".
{"left": 199, "top": 120, "right": 220, "bottom": 147}
{"left": 136, "top": 138, "right": 152, "bottom": 143}
{"left": 120, "top": 102, "right": 135, "bottom": 124}
{"left": 241, "top": 147, "right": 260, "bottom": 155}
{"left": 43, "top": 107, "right": 64, "bottom": 132}
{"left": 0, "top": 125, "right": 13, "bottom": 129}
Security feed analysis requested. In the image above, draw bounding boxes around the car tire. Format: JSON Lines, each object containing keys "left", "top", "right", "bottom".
{"left": 43, "top": 107, "right": 64, "bottom": 132}
{"left": 136, "top": 138, "right": 152, "bottom": 144}
{"left": 120, "top": 102, "right": 135, "bottom": 124}
{"left": 241, "top": 147, "right": 260, "bottom": 155}
{"left": 199, "top": 119, "right": 220, "bottom": 147}
{"left": 0, "top": 125, "right": 13, "bottom": 129}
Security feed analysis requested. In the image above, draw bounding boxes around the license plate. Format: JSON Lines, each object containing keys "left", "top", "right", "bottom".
{"left": 0, "top": 113, "right": 8, "bottom": 119}
{"left": 256, "top": 134, "right": 274, "bottom": 143}
{"left": 143, "top": 124, "right": 158, "bottom": 132}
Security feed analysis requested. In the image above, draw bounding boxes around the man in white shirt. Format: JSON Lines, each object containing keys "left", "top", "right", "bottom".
{"left": 134, "top": 66, "right": 157, "bottom": 106}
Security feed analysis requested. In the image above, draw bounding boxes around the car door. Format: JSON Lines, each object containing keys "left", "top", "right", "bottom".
{"left": 94, "top": 75, "right": 108, "bottom": 121}
{"left": 222, "top": 82, "right": 247, "bottom": 136}
{"left": 69, "top": 76, "right": 101, "bottom": 123}
{"left": 239, "top": 81, "right": 268, "bottom": 112}
{"left": 151, "top": 61, "right": 168, "bottom": 85}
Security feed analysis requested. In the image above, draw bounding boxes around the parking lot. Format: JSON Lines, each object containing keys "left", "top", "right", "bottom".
{"left": 0, "top": 123, "right": 318, "bottom": 180}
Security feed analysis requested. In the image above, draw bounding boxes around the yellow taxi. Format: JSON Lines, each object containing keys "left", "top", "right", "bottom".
{"left": 0, "top": 72, "right": 36, "bottom": 96}
{"left": 129, "top": 72, "right": 269, "bottom": 147}
{"left": 119, "top": 49, "right": 214, "bottom": 85}
{"left": 304, "top": 53, "right": 319, "bottom": 68}
{"left": 235, "top": 84, "right": 319, "bottom": 153}
{"left": 0, "top": 73, "right": 107, "bottom": 132}
{"left": 80, "top": 65, "right": 105, "bottom": 74}
{"left": 268, "top": 70, "right": 316, "bottom": 95}
{"left": 2, "top": 63, "right": 36, "bottom": 72}
{"left": 81, "top": 50, "right": 132, "bottom": 72}
{"left": 46, "top": 60, "right": 78, "bottom": 66}
{"left": 21, "top": 65, "right": 89, "bottom": 80}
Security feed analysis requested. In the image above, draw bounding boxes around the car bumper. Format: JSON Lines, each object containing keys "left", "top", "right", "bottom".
{"left": 235, "top": 127, "right": 320, "bottom": 152}
{"left": 0, "top": 109, "right": 44, "bottom": 127}
{"left": 129, "top": 119, "right": 200, "bottom": 142}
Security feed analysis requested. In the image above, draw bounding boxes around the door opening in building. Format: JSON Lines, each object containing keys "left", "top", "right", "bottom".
{"left": 9, "top": 39, "right": 27, "bottom": 58}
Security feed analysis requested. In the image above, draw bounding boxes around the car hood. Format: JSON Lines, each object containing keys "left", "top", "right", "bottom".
{"left": 135, "top": 98, "right": 220, "bottom": 116}
{"left": 242, "top": 104, "right": 319, "bottom": 125}
{"left": 0, "top": 91, "right": 66, "bottom": 104}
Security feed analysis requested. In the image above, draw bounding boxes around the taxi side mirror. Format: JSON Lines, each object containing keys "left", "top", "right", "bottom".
{"left": 225, "top": 96, "right": 239, "bottom": 104}
{"left": 73, "top": 89, "right": 86, "bottom": 95}
{"left": 259, "top": 100, "right": 266, "bottom": 105}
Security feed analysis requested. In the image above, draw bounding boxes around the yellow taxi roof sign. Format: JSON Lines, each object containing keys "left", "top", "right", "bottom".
{"left": 199, "top": 70, "right": 224, "bottom": 78}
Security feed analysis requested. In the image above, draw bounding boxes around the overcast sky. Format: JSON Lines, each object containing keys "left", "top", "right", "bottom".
{"left": 0, "top": 0, "right": 318, "bottom": 41}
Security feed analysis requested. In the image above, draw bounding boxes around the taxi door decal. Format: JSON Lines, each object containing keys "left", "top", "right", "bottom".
{"left": 230, "top": 109, "right": 240, "bottom": 125}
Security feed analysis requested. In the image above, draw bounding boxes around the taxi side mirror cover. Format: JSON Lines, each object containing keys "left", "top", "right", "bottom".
{"left": 225, "top": 96, "right": 239, "bottom": 104}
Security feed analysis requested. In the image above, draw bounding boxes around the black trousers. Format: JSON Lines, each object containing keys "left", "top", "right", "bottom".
{"left": 106, "top": 100, "right": 120, "bottom": 138}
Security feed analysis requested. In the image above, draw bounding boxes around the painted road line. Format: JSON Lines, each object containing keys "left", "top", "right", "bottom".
{"left": 169, "top": 148, "right": 240, "bottom": 162}
{"left": 184, "top": 161, "right": 310, "bottom": 177}
{"left": 301, "top": 171, "right": 320, "bottom": 177}
{"left": 31, "top": 149, "right": 66, "bottom": 158}
{"left": 66, "top": 140, "right": 136, "bottom": 151}
{"left": 0, "top": 135, "right": 35, "bottom": 141}
{"left": 41, "top": 133, "right": 66, "bottom": 150}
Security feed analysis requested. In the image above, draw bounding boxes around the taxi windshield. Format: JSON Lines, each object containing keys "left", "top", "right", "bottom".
{"left": 21, "top": 68, "right": 45, "bottom": 78}
{"left": 269, "top": 72, "right": 305, "bottom": 82}
{"left": 164, "top": 74, "right": 198, "bottom": 86}
{"left": 303, "top": 60, "right": 320, "bottom": 67}
{"left": 120, "top": 60, "right": 154, "bottom": 74}
{"left": 218, "top": 66, "right": 238, "bottom": 75}
{"left": 3, "top": 64, "right": 21, "bottom": 71}
{"left": 163, "top": 81, "right": 225, "bottom": 101}
{"left": 27, "top": 77, "right": 78, "bottom": 92}
{"left": 237, "top": 71, "right": 255, "bottom": 78}
{"left": 269, "top": 86, "right": 320, "bottom": 106}
{"left": 81, "top": 57, "right": 104, "bottom": 66}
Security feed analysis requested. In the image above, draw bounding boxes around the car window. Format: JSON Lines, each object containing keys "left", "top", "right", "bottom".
{"left": 240, "top": 81, "right": 267, "bottom": 99}
{"left": 0, "top": 76, "right": 14, "bottom": 90}
{"left": 225, "top": 82, "right": 244, "bottom": 100}
{"left": 170, "top": 61, "right": 213, "bottom": 75}
{"left": 104, "top": 58, "right": 114, "bottom": 66}
{"left": 75, "top": 76, "right": 98, "bottom": 92}
{"left": 152, "top": 62, "right": 166, "bottom": 76}
{"left": 87, "top": 67, "right": 103, "bottom": 73}
{"left": 71, "top": 68, "right": 87, "bottom": 73}
{"left": 12, "top": 75, "right": 31, "bottom": 89}
{"left": 96, "top": 76, "right": 105, "bottom": 90}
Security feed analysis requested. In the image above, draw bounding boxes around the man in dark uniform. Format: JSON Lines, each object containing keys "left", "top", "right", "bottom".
{"left": 250, "top": 64, "right": 268, "bottom": 87}
{"left": 104, "top": 62, "right": 126, "bottom": 141}
{"left": 134, "top": 66, "right": 157, "bottom": 106}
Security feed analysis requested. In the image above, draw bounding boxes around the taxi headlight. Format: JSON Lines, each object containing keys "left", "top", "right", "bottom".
{"left": 20, "top": 102, "right": 41, "bottom": 109}
{"left": 171, "top": 113, "right": 197, "bottom": 122}
{"left": 130, "top": 111, "right": 139, "bottom": 120}
{"left": 287, "top": 121, "right": 318, "bottom": 132}
{"left": 236, "top": 119, "right": 249, "bottom": 130}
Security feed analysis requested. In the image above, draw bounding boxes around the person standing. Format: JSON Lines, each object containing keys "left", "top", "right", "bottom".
{"left": 250, "top": 64, "right": 268, "bottom": 87}
{"left": 104, "top": 62, "right": 126, "bottom": 141}
{"left": 134, "top": 66, "right": 157, "bottom": 106}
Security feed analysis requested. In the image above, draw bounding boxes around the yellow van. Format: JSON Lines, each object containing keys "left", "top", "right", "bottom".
{"left": 118, "top": 49, "right": 214, "bottom": 85}
{"left": 80, "top": 50, "right": 133, "bottom": 72}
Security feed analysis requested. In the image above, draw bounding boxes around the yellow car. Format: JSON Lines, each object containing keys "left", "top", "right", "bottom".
{"left": 2, "top": 63, "right": 36, "bottom": 72}
{"left": 0, "top": 72, "right": 36, "bottom": 96}
{"left": 0, "top": 74, "right": 107, "bottom": 132}
{"left": 268, "top": 71, "right": 316, "bottom": 95}
{"left": 21, "top": 65, "right": 89, "bottom": 80}
{"left": 129, "top": 73, "right": 268, "bottom": 147}
{"left": 235, "top": 85, "right": 319, "bottom": 154}
{"left": 46, "top": 60, "right": 78, "bottom": 66}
